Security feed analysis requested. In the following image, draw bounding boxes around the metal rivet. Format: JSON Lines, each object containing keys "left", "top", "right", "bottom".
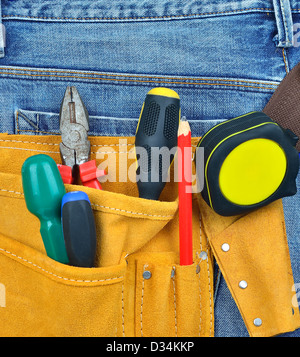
{"left": 239, "top": 280, "right": 248, "bottom": 289}
{"left": 221, "top": 243, "right": 230, "bottom": 252}
{"left": 196, "top": 265, "right": 200, "bottom": 274}
{"left": 199, "top": 251, "right": 207, "bottom": 260}
{"left": 143, "top": 270, "right": 152, "bottom": 280}
{"left": 171, "top": 269, "right": 175, "bottom": 278}
{"left": 253, "top": 318, "right": 262, "bottom": 327}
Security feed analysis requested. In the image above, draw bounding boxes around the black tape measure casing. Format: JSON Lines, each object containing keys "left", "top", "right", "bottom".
{"left": 196, "top": 112, "right": 299, "bottom": 216}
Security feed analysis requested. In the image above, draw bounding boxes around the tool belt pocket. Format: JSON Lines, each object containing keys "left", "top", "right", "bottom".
{"left": 0, "top": 232, "right": 127, "bottom": 336}
{"left": 133, "top": 254, "right": 212, "bottom": 337}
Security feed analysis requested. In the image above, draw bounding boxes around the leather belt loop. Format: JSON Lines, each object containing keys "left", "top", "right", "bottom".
{"left": 263, "top": 62, "right": 300, "bottom": 152}
{"left": 272, "top": 0, "right": 294, "bottom": 48}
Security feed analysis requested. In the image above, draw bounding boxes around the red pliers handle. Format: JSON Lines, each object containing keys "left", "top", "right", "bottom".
{"left": 58, "top": 86, "right": 106, "bottom": 189}
{"left": 58, "top": 160, "right": 106, "bottom": 189}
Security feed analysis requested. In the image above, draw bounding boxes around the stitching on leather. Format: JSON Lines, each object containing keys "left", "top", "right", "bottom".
{"left": 1, "top": 8, "right": 274, "bottom": 22}
{"left": 0, "top": 71, "right": 277, "bottom": 91}
{"left": 0, "top": 138, "right": 198, "bottom": 149}
{"left": 0, "top": 138, "right": 134, "bottom": 148}
{"left": 140, "top": 264, "right": 147, "bottom": 337}
{"left": 206, "top": 247, "right": 213, "bottom": 336}
{"left": 0, "top": 146, "right": 59, "bottom": 154}
{"left": 0, "top": 145, "right": 131, "bottom": 154}
{"left": 0, "top": 247, "right": 124, "bottom": 283}
{"left": 0, "top": 188, "right": 174, "bottom": 218}
{"left": 0, "top": 139, "right": 60, "bottom": 146}
{"left": 199, "top": 214, "right": 213, "bottom": 337}
{"left": 198, "top": 256, "right": 202, "bottom": 337}
{"left": 91, "top": 202, "right": 174, "bottom": 218}
{"left": 0, "top": 188, "right": 23, "bottom": 195}
{"left": 121, "top": 282, "right": 125, "bottom": 337}
{"left": 171, "top": 267, "right": 178, "bottom": 337}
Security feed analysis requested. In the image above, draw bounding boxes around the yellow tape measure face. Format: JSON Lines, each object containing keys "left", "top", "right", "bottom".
{"left": 219, "top": 138, "right": 287, "bottom": 205}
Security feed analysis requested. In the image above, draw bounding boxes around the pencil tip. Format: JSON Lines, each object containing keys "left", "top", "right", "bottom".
{"left": 178, "top": 118, "right": 191, "bottom": 136}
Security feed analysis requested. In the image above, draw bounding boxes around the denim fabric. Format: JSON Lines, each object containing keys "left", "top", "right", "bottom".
{"left": 273, "top": 0, "right": 294, "bottom": 47}
{"left": 0, "top": 0, "right": 300, "bottom": 337}
{"left": 0, "top": 3, "right": 4, "bottom": 58}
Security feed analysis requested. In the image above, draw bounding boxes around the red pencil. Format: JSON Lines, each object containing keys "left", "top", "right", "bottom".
{"left": 178, "top": 118, "right": 193, "bottom": 265}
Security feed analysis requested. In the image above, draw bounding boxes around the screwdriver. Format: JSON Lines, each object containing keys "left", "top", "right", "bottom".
{"left": 135, "top": 87, "right": 181, "bottom": 200}
{"left": 61, "top": 191, "right": 97, "bottom": 268}
{"left": 21, "top": 154, "right": 69, "bottom": 264}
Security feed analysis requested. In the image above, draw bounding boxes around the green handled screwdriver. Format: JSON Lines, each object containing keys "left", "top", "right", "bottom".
{"left": 22, "top": 154, "right": 69, "bottom": 264}
{"left": 135, "top": 87, "right": 181, "bottom": 200}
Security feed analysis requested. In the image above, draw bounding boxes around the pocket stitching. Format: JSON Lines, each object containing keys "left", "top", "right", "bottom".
{"left": 0, "top": 247, "right": 124, "bottom": 284}
{"left": 0, "top": 188, "right": 175, "bottom": 218}
{"left": 171, "top": 267, "right": 178, "bottom": 337}
{"left": 0, "top": 138, "right": 134, "bottom": 148}
{"left": 91, "top": 202, "right": 174, "bottom": 218}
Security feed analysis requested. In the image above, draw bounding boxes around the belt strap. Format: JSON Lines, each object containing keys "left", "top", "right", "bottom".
{"left": 263, "top": 62, "right": 300, "bottom": 152}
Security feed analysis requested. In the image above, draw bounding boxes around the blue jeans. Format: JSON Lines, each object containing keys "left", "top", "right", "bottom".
{"left": 0, "top": 0, "right": 299, "bottom": 337}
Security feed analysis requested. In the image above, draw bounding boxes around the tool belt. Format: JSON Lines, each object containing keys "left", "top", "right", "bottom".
{"left": 0, "top": 66, "right": 299, "bottom": 337}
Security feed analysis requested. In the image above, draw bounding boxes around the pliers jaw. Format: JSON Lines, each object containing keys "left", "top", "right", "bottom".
{"left": 58, "top": 86, "right": 105, "bottom": 189}
{"left": 59, "top": 86, "right": 91, "bottom": 175}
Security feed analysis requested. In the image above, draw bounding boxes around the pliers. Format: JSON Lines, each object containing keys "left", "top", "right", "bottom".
{"left": 57, "top": 86, "right": 105, "bottom": 189}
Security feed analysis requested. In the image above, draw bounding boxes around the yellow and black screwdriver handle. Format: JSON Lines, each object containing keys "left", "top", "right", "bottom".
{"left": 135, "top": 88, "right": 180, "bottom": 200}
{"left": 195, "top": 111, "right": 299, "bottom": 216}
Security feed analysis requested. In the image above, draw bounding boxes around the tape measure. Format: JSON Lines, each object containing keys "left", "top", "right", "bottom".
{"left": 196, "top": 111, "right": 299, "bottom": 216}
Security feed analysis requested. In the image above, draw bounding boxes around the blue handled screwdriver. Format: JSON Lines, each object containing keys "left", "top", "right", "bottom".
{"left": 61, "top": 191, "right": 97, "bottom": 268}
